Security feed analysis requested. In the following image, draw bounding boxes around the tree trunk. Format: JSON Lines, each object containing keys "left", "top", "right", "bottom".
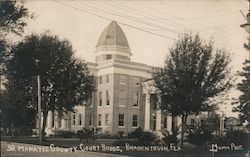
{"left": 180, "top": 115, "right": 187, "bottom": 149}
{"left": 41, "top": 111, "right": 48, "bottom": 142}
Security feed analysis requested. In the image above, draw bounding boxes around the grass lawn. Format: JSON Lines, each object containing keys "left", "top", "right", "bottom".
{"left": 1, "top": 137, "right": 247, "bottom": 157}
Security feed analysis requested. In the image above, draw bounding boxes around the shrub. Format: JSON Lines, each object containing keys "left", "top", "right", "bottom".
{"left": 128, "top": 127, "right": 143, "bottom": 138}
{"left": 187, "top": 123, "right": 213, "bottom": 148}
{"left": 213, "top": 129, "right": 247, "bottom": 147}
{"left": 98, "top": 132, "right": 119, "bottom": 139}
{"left": 77, "top": 127, "right": 97, "bottom": 143}
{"left": 128, "top": 128, "right": 158, "bottom": 146}
{"left": 138, "top": 131, "right": 158, "bottom": 146}
{"left": 162, "top": 125, "right": 180, "bottom": 146}
{"left": 53, "top": 130, "right": 75, "bottom": 138}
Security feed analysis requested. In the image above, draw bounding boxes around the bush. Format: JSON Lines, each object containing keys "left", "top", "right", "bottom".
{"left": 53, "top": 130, "right": 75, "bottom": 138}
{"left": 98, "top": 132, "right": 119, "bottom": 139}
{"left": 128, "top": 127, "right": 143, "bottom": 138}
{"left": 187, "top": 123, "right": 213, "bottom": 148}
{"left": 77, "top": 127, "right": 97, "bottom": 143}
{"left": 213, "top": 129, "right": 248, "bottom": 147}
{"left": 138, "top": 131, "right": 158, "bottom": 146}
{"left": 128, "top": 128, "right": 158, "bottom": 146}
{"left": 162, "top": 131, "right": 178, "bottom": 146}
{"left": 162, "top": 125, "right": 180, "bottom": 146}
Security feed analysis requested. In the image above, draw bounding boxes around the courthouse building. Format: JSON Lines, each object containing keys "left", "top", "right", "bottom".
{"left": 44, "top": 21, "right": 197, "bottom": 136}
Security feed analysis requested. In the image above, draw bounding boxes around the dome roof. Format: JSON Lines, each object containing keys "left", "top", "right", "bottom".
{"left": 96, "top": 21, "right": 130, "bottom": 48}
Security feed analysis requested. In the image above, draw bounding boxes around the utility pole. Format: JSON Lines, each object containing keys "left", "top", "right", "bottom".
{"left": 36, "top": 59, "right": 42, "bottom": 144}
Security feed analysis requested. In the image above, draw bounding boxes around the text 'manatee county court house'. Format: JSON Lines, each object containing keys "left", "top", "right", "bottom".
{"left": 41, "top": 21, "right": 197, "bottom": 136}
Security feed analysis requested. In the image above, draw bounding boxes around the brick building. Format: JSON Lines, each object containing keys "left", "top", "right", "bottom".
{"left": 43, "top": 21, "right": 180, "bottom": 136}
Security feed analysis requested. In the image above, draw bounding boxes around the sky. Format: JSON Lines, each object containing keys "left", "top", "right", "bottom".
{"left": 21, "top": 0, "right": 249, "bottom": 117}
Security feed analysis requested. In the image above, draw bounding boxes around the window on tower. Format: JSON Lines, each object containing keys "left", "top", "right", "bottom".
{"left": 99, "top": 91, "right": 103, "bottom": 106}
{"left": 78, "top": 114, "right": 82, "bottom": 126}
{"left": 72, "top": 114, "right": 76, "bottom": 126}
{"left": 89, "top": 114, "right": 92, "bottom": 126}
{"left": 133, "top": 92, "right": 139, "bottom": 107}
{"left": 118, "top": 114, "right": 124, "bottom": 127}
{"left": 132, "top": 115, "right": 139, "bottom": 127}
{"left": 105, "top": 114, "right": 109, "bottom": 126}
{"left": 106, "top": 75, "right": 110, "bottom": 83}
{"left": 133, "top": 77, "right": 140, "bottom": 86}
{"left": 98, "top": 114, "right": 102, "bottom": 126}
{"left": 119, "top": 75, "right": 127, "bottom": 84}
{"left": 106, "top": 90, "right": 110, "bottom": 105}
{"left": 99, "top": 76, "right": 103, "bottom": 85}
{"left": 106, "top": 54, "right": 112, "bottom": 60}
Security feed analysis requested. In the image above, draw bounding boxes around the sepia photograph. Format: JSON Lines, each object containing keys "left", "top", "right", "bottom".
{"left": 0, "top": 0, "right": 249, "bottom": 157}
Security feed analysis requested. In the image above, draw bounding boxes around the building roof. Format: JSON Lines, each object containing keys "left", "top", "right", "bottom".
{"left": 96, "top": 21, "right": 130, "bottom": 49}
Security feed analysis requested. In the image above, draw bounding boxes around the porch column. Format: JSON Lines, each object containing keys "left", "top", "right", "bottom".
{"left": 177, "top": 116, "right": 182, "bottom": 131}
{"left": 54, "top": 113, "right": 59, "bottom": 129}
{"left": 61, "top": 118, "right": 67, "bottom": 129}
{"left": 156, "top": 109, "right": 162, "bottom": 131}
{"left": 167, "top": 115, "right": 172, "bottom": 133}
{"left": 144, "top": 92, "right": 151, "bottom": 131}
{"left": 47, "top": 111, "right": 53, "bottom": 129}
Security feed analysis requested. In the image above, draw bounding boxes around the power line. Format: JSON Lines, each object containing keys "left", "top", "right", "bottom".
{"left": 196, "top": 20, "right": 244, "bottom": 31}
{"left": 109, "top": 1, "right": 191, "bottom": 30}
{"left": 77, "top": 1, "right": 181, "bottom": 35}
{"left": 112, "top": 1, "right": 193, "bottom": 30}
{"left": 133, "top": 1, "right": 246, "bottom": 46}
{"left": 185, "top": 10, "right": 244, "bottom": 20}
{"left": 54, "top": 1, "right": 177, "bottom": 41}
{"left": 55, "top": 1, "right": 244, "bottom": 51}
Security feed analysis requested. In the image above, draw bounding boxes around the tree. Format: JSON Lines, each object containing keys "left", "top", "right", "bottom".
{"left": 4, "top": 32, "right": 94, "bottom": 139}
{"left": 234, "top": 60, "right": 250, "bottom": 125}
{"left": 0, "top": 0, "right": 33, "bottom": 134}
{"left": 0, "top": 0, "right": 33, "bottom": 64}
{"left": 153, "top": 33, "right": 231, "bottom": 148}
{"left": 0, "top": 0, "right": 32, "bottom": 35}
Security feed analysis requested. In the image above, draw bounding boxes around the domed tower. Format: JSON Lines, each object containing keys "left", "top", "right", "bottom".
{"left": 95, "top": 21, "right": 132, "bottom": 63}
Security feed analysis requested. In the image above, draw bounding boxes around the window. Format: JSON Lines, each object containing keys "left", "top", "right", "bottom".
{"left": 150, "top": 94, "right": 157, "bottom": 109}
{"left": 106, "top": 54, "right": 112, "bottom": 60}
{"left": 99, "top": 76, "right": 102, "bottom": 85}
{"left": 190, "top": 119, "right": 195, "bottom": 125}
{"left": 153, "top": 114, "right": 156, "bottom": 130}
{"left": 133, "top": 92, "right": 139, "bottom": 107}
{"left": 99, "top": 91, "right": 102, "bottom": 106}
{"left": 98, "top": 114, "right": 102, "bottom": 126}
{"left": 89, "top": 114, "right": 92, "bottom": 126}
{"left": 72, "top": 114, "right": 76, "bottom": 126}
{"left": 78, "top": 114, "right": 82, "bottom": 126}
{"left": 106, "top": 91, "right": 110, "bottom": 105}
{"left": 132, "top": 115, "right": 139, "bottom": 127}
{"left": 119, "top": 90, "right": 126, "bottom": 107}
{"left": 106, "top": 75, "right": 110, "bottom": 83}
{"left": 119, "top": 99, "right": 126, "bottom": 107}
{"left": 118, "top": 114, "right": 124, "bottom": 126}
{"left": 105, "top": 114, "right": 109, "bottom": 126}
{"left": 164, "top": 117, "right": 167, "bottom": 129}
{"left": 119, "top": 75, "right": 127, "bottom": 84}
{"left": 58, "top": 118, "right": 61, "bottom": 128}
{"left": 119, "top": 90, "right": 127, "bottom": 99}
{"left": 133, "top": 77, "right": 140, "bottom": 86}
